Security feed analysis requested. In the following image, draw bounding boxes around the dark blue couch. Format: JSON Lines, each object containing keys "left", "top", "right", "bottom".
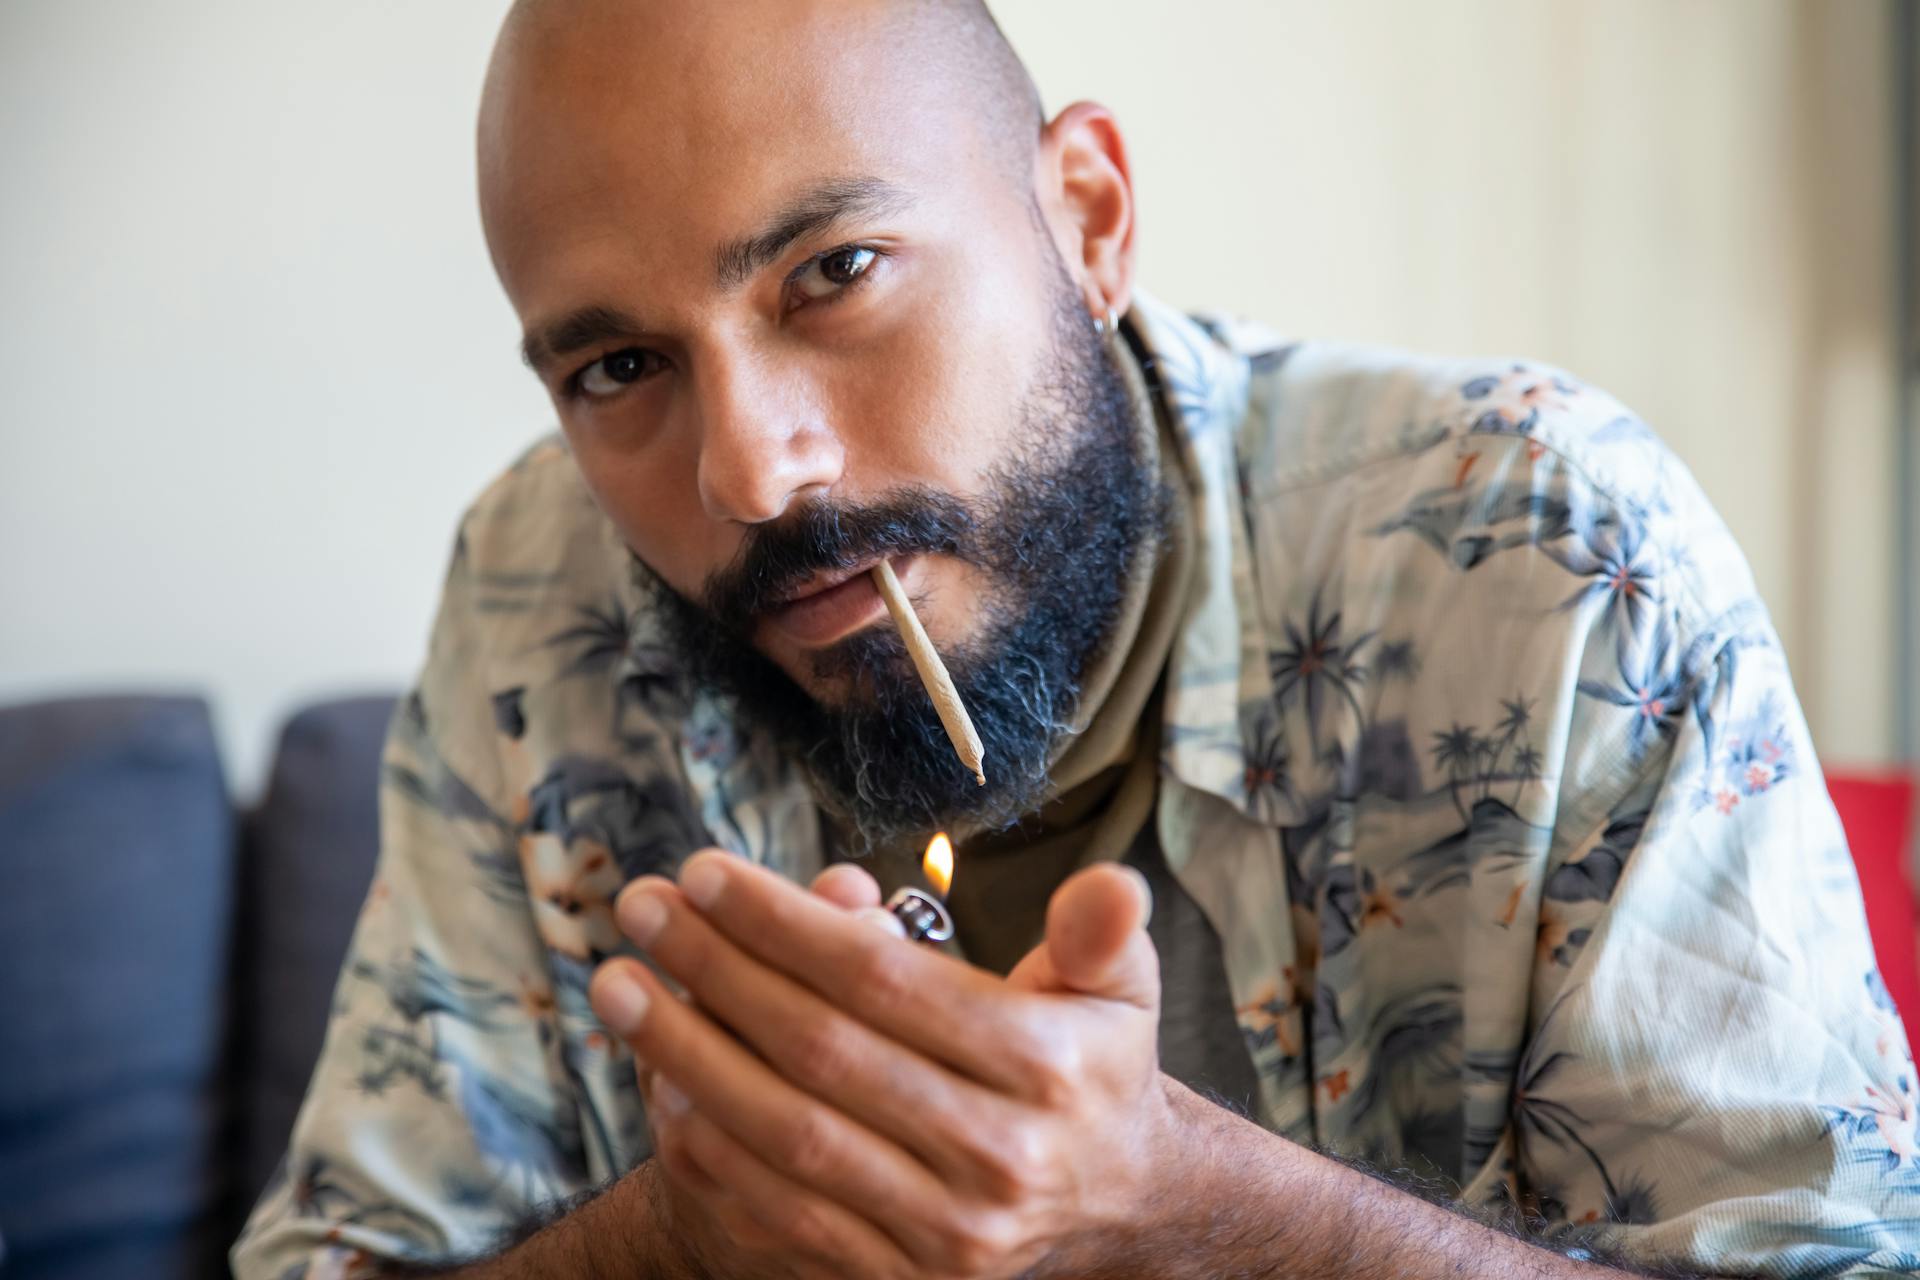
{"left": 0, "top": 694, "right": 397, "bottom": 1280}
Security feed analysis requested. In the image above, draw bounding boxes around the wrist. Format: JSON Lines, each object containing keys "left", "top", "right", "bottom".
{"left": 1037, "top": 1075, "right": 1240, "bottom": 1279}
{"left": 626, "top": 1161, "right": 704, "bottom": 1280}
{"left": 1122, "top": 1077, "right": 1303, "bottom": 1278}
{"left": 1150, "top": 1075, "right": 1256, "bottom": 1222}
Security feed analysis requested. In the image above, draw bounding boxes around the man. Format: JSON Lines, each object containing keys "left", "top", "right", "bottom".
{"left": 233, "top": 1, "right": 1920, "bottom": 1276}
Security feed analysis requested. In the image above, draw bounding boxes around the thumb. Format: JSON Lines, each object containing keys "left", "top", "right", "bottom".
{"left": 1008, "top": 863, "right": 1159, "bottom": 1011}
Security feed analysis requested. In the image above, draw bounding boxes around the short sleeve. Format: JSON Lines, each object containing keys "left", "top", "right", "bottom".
{"left": 1514, "top": 605, "right": 1920, "bottom": 1276}
{"left": 231, "top": 514, "right": 614, "bottom": 1279}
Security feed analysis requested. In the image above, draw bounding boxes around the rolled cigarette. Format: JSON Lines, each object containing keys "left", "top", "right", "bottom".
{"left": 870, "top": 559, "right": 986, "bottom": 785}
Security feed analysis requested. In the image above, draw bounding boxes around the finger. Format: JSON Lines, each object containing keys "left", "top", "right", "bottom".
{"left": 588, "top": 957, "right": 956, "bottom": 1260}
{"left": 674, "top": 1103, "right": 916, "bottom": 1276}
{"left": 615, "top": 880, "right": 1011, "bottom": 1183}
{"left": 853, "top": 905, "right": 908, "bottom": 938}
{"left": 642, "top": 1107, "right": 773, "bottom": 1257}
{"left": 646, "top": 1094, "right": 724, "bottom": 1201}
{"left": 673, "top": 850, "right": 1058, "bottom": 1092}
{"left": 1021, "top": 864, "right": 1160, "bottom": 1011}
{"left": 809, "top": 862, "right": 883, "bottom": 911}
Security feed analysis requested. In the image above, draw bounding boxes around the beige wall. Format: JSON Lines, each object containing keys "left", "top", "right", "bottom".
{"left": 998, "top": 0, "right": 1904, "bottom": 766}
{"left": 0, "top": 1, "right": 1903, "bottom": 791}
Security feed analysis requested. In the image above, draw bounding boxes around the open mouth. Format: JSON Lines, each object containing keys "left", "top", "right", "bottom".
{"left": 763, "top": 555, "right": 913, "bottom": 649}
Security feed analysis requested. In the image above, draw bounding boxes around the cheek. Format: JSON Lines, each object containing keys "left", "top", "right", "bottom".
{"left": 562, "top": 421, "right": 741, "bottom": 601}
{"left": 554, "top": 237, "right": 1055, "bottom": 600}
{"left": 830, "top": 250, "right": 1056, "bottom": 500}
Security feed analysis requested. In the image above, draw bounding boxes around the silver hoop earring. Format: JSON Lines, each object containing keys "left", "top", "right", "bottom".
{"left": 1092, "top": 307, "right": 1118, "bottom": 337}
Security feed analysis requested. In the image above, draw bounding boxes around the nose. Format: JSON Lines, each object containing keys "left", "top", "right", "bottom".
{"left": 692, "top": 345, "right": 844, "bottom": 525}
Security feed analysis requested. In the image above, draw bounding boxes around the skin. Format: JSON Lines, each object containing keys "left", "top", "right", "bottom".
{"left": 479, "top": 0, "right": 1135, "bottom": 701}
{"left": 434, "top": 2, "right": 1722, "bottom": 1276}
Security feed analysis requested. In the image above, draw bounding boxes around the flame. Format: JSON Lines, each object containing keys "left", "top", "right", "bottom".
{"left": 923, "top": 831, "right": 954, "bottom": 897}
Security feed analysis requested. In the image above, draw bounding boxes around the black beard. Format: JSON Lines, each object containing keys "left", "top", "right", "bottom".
{"left": 637, "top": 294, "right": 1164, "bottom": 850}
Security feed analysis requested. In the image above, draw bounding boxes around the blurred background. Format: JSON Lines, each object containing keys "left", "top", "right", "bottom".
{"left": 0, "top": 4, "right": 1915, "bottom": 1277}
{"left": 1, "top": 0, "right": 1913, "bottom": 791}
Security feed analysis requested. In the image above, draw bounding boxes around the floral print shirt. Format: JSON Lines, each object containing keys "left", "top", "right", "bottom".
{"left": 234, "top": 293, "right": 1920, "bottom": 1279}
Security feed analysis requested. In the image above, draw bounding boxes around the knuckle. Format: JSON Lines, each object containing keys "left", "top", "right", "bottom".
{"left": 937, "top": 1207, "right": 1024, "bottom": 1275}
{"left": 722, "top": 1204, "right": 778, "bottom": 1254}
{"left": 744, "top": 1190, "right": 836, "bottom": 1261}
{"left": 650, "top": 1124, "right": 699, "bottom": 1182}
{"left": 1018, "top": 1036, "right": 1084, "bottom": 1110}
{"left": 975, "top": 1122, "right": 1049, "bottom": 1204}
{"left": 777, "top": 1201, "right": 839, "bottom": 1258}
{"left": 786, "top": 1018, "right": 858, "bottom": 1092}
{"left": 775, "top": 1108, "right": 842, "bottom": 1181}
{"left": 849, "top": 931, "right": 915, "bottom": 1015}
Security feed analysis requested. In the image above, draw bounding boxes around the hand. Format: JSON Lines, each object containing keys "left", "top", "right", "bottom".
{"left": 588, "top": 850, "right": 1186, "bottom": 1280}
{"left": 611, "top": 863, "right": 907, "bottom": 1280}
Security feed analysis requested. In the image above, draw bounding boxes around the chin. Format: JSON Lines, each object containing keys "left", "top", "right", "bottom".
{"left": 785, "top": 665, "right": 867, "bottom": 709}
{"left": 751, "top": 634, "right": 874, "bottom": 707}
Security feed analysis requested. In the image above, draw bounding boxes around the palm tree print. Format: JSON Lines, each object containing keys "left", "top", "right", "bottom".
{"left": 1369, "top": 475, "right": 1580, "bottom": 572}
{"left": 546, "top": 600, "right": 632, "bottom": 680}
{"left": 237, "top": 301, "right": 1920, "bottom": 1278}
{"left": 1414, "top": 698, "right": 1547, "bottom": 827}
{"left": 1375, "top": 638, "right": 1421, "bottom": 680}
{"left": 1269, "top": 584, "right": 1375, "bottom": 756}
{"left": 1510, "top": 744, "right": 1544, "bottom": 804}
{"left": 1575, "top": 622, "right": 1692, "bottom": 762}
{"left": 1543, "top": 515, "right": 1660, "bottom": 646}
{"left": 1477, "top": 696, "right": 1535, "bottom": 801}
{"left": 546, "top": 604, "right": 691, "bottom": 744}
{"left": 1510, "top": 993, "right": 1633, "bottom": 1223}
{"left": 1431, "top": 723, "right": 1483, "bottom": 822}
{"left": 1240, "top": 710, "right": 1298, "bottom": 820}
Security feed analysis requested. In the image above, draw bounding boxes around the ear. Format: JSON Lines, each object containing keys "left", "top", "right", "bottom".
{"left": 1034, "top": 100, "right": 1136, "bottom": 322}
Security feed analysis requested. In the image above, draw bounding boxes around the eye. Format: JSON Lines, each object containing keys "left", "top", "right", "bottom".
{"left": 790, "top": 245, "right": 879, "bottom": 303}
{"left": 575, "top": 347, "right": 669, "bottom": 399}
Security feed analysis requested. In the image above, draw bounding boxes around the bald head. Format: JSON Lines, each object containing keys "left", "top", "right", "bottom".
{"left": 481, "top": 0, "right": 1043, "bottom": 218}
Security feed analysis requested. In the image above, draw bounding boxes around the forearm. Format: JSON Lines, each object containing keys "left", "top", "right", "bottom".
{"left": 373, "top": 1162, "right": 694, "bottom": 1280}
{"left": 1104, "top": 1083, "right": 1734, "bottom": 1280}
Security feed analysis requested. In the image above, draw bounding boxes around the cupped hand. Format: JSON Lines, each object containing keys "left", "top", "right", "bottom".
{"left": 588, "top": 850, "right": 1185, "bottom": 1280}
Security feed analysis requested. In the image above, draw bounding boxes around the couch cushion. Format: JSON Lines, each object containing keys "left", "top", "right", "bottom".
{"left": 0, "top": 695, "right": 234, "bottom": 1280}
{"left": 232, "top": 695, "right": 395, "bottom": 1211}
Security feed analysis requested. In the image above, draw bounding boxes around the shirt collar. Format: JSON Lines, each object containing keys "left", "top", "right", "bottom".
{"left": 1125, "top": 290, "right": 1301, "bottom": 826}
{"left": 620, "top": 289, "right": 1302, "bottom": 873}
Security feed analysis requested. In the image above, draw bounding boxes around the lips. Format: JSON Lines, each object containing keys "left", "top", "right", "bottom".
{"left": 762, "top": 555, "right": 910, "bottom": 649}
{"left": 776, "top": 560, "right": 882, "bottom": 609}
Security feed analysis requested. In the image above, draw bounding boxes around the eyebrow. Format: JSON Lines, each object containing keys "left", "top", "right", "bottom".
{"left": 713, "top": 175, "right": 914, "bottom": 291}
{"left": 520, "top": 303, "right": 647, "bottom": 376}
{"left": 519, "top": 176, "right": 913, "bottom": 376}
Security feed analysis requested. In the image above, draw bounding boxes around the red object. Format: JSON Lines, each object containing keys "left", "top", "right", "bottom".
{"left": 1828, "top": 771, "right": 1920, "bottom": 1023}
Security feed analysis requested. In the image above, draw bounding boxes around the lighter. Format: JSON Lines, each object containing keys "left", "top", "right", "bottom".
{"left": 885, "top": 831, "right": 955, "bottom": 944}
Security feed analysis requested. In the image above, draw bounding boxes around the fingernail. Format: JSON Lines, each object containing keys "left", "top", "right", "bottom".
{"left": 653, "top": 1075, "right": 691, "bottom": 1118}
{"left": 855, "top": 905, "right": 908, "bottom": 939}
{"left": 678, "top": 852, "right": 726, "bottom": 910}
{"left": 1122, "top": 865, "right": 1154, "bottom": 926}
{"left": 617, "top": 888, "right": 668, "bottom": 948}
{"left": 593, "top": 967, "right": 651, "bottom": 1036}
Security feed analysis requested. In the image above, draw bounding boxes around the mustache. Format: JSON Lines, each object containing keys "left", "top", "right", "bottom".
{"left": 701, "top": 489, "right": 981, "bottom": 628}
